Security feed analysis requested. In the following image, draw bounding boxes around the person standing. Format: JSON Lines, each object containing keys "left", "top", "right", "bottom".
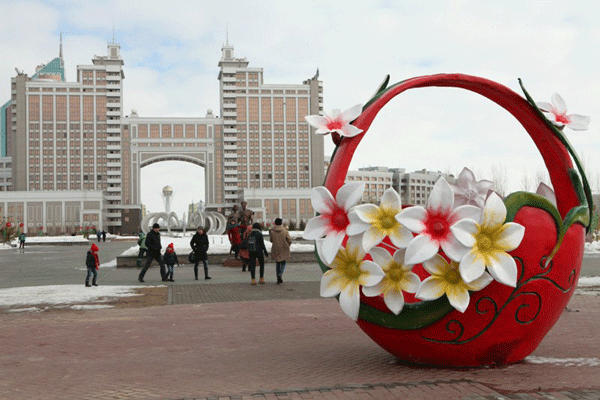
{"left": 238, "top": 225, "right": 252, "bottom": 272}
{"left": 137, "top": 231, "right": 147, "bottom": 267}
{"left": 138, "top": 223, "right": 167, "bottom": 282}
{"left": 102, "top": 230, "right": 107, "bottom": 242}
{"left": 162, "top": 243, "right": 179, "bottom": 282}
{"left": 96, "top": 229, "right": 102, "bottom": 242}
{"left": 85, "top": 243, "right": 100, "bottom": 287}
{"left": 226, "top": 212, "right": 242, "bottom": 260}
{"left": 18, "top": 232, "right": 26, "bottom": 252}
{"left": 269, "top": 218, "right": 292, "bottom": 284}
{"left": 190, "top": 226, "right": 210, "bottom": 280}
{"left": 247, "top": 222, "right": 268, "bottom": 285}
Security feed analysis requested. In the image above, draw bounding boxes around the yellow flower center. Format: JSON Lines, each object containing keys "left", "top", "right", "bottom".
{"left": 474, "top": 225, "right": 505, "bottom": 261}
{"left": 332, "top": 246, "right": 363, "bottom": 284}
{"left": 443, "top": 266, "right": 463, "bottom": 285}
{"left": 372, "top": 206, "right": 399, "bottom": 233}
{"left": 386, "top": 262, "right": 406, "bottom": 283}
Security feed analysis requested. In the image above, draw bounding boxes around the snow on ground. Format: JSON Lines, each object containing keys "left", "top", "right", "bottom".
{"left": 578, "top": 277, "right": 600, "bottom": 287}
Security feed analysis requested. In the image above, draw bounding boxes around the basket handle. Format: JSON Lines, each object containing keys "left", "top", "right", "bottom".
{"left": 324, "top": 73, "right": 590, "bottom": 222}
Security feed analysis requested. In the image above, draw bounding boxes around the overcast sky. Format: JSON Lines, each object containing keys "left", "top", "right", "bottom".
{"left": 1, "top": 0, "right": 599, "bottom": 216}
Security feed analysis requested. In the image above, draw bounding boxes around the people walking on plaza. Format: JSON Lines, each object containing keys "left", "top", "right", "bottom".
{"left": 163, "top": 243, "right": 179, "bottom": 282}
{"left": 238, "top": 225, "right": 252, "bottom": 272}
{"left": 190, "top": 226, "right": 210, "bottom": 280}
{"left": 18, "top": 232, "right": 26, "bottom": 252}
{"left": 102, "top": 230, "right": 107, "bottom": 242}
{"left": 96, "top": 230, "right": 102, "bottom": 242}
{"left": 85, "top": 243, "right": 100, "bottom": 287}
{"left": 269, "top": 218, "right": 292, "bottom": 284}
{"left": 138, "top": 223, "right": 167, "bottom": 283}
{"left": 247, "top": 222, "right": 268, "bottom": 285}
{"left": 137, "top": 231, "right": 147, "bottom": 267}
{"left": 226, "top": 211, "right": 242, "bottom": 260}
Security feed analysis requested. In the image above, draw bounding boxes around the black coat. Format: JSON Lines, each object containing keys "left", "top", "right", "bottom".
{"left": 248, "top": 229, "right": 268, "bottom": 257}
{"left": 190, "top": 232, "right": 209, "bottom": 261}
{"left": 145, "top": 230, "right": 162, "bottom": 256}
{"left": 163, "top": 251, "right": 179, "bottom": 266}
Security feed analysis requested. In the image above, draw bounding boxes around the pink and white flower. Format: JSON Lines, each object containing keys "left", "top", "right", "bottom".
{"left": 451, "top": 192, "right": 526, "bottom": 286}
{"left": 303, "top": 182, "right": 365, "bottom": 265}
{"left": 304, "top": 104, "right": 364, "bottom": 138}
{"left": 319, "top": 236, "right": 385, "bottom": 321}
{"left": 450, "top": 167, "right": 494, "bottom": 208}
{"left": 362, "top": 247, "right": 421, "bottom": 315}
{"left": 536, "top": 182, "right": 557, "bottom": 208}
{"left": 396, "top": 178, "right": 481, "bottom": 265}
{"left": 536, "top": 93, "right": 590, "bottom": 131}
{"left": 416, "top": 254, "right": 493, "bottom": 313}
{"left": 352, "top": 188, "right": 413, "bottom": 251}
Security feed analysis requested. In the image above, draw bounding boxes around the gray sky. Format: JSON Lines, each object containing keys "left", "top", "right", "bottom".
{"left": 1, "top": 0, "right": 599, "bottom": 215}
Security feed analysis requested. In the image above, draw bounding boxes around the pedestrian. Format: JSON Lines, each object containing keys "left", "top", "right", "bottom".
{"left": 96, "top": 229, "right": 101, "bottom": 242}
{"left": 85, "top": 243, "right": 100, "bottom": 287}
{"left": 190, "top": 226, "right": 210, "bottom": 280}
{"left": 162, "top": 243, "right": 179, "bottom": 282}
{"left": 226, "top": 213, "right": 242, "bottom": 260}
{"left": 138, "top": 223, "right": 167, "bottom": 282}
{"left": 238, "top": 224, "right": 252, "bottom": 272}
{"left": 269, "top": 218, "right": 292, "bottom": 284}
{"left": 137, "top": 232, "right": 147, "bottom": 266}
{"left": 102, "top": 230, "right": 107, "bottom": 242}
{"left": 18, "top": 232, "right": 26, "bottom": 252}
{"left": 247, "top": 222, "right": 268, "bottom": 285}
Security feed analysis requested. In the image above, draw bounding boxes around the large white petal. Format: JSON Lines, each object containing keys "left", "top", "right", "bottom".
{"left": 359, "top": 260, "right": 385, "bottom": 287}
{"left": 416, "top": 276, "right": 446, "bottom": 300}
{"left": 337, "top": 181, "right": 365, "bottom": 211}
{"left": 340, "top": 124, "right": 363, "bottom": 137}
{"left": 383, "top": 289, "right": 405, "bottom": 315}
{"left": 457, "top": 167, "right": 476, "bottom": 190}
{"left": 362, "top": 282, "right": 383, "bottom": 297}
{"left": 346, "top": 211, "right": 370, "bottom": 236}
{"left": 311, "top": 186, "right": 335, "bottom": 214}
{"left": 422, "top": 254, "right": 447, "bottom": 275}
{"left": 389, "top": 226, "right": 413, "bottom": 249}
{"left": 536, "top": 182, "right": 557, "bottom": 207}
{"left": 380, "top": 188, "right": 401, "bottom": 211}
{"left": 496, "top": 222, "right": 525, "bottom": 252}
{"left": 459, "top": 251, "right": 486, "bottom": 283}
{"left": 403, "top": 272, "right": 421, "bottom": 293}
{"left": 392, "top": 248, "right": 408, "bottom": 267}
{"left": 481, "top": 192, "right": 507, "bottom": 229}
{"left": 487, "top": 252, "right": 518, "bottom": 287}
{"left": 453, "top": 205, "right": 482, "bottom": 223}
{"left": 536, "top": 101, "right": 553, "bottom": 112}
{"left": 304, "top": 115, "right": 328, "bottom": 129}
{"left": 340, "top": 103, "right": 363, "bottom": 122}
{"left": 369, "top": 247, "right": 392, "bottom": 268}
{"left": 428, "top": 177, "right": 454, "bottom": 210}
{"left": 345, "top": 234, "right": 366, "bottom": 255}
{"left": 475, "top": 179, "right": 494, "bottom": 193}
{"left": 362, "top": 226, "right": 385, "bottom": 251}
{"left": 320, "top": 270, "right": 342, "bottom": 297}
{"left": 302, "top": 216, "right": 329, "bottom": 239}
{"left": 396, "top": 206, "right": 426, "bottom": 233}
{"left": 440, "top": 233, "right": 470, "bottom": 262}
{"left": 466, "top": 271, "right": 493, "bottom": 291}
{"left": 322, "top": 231, "right": 345, "bottom": 265}
{"left": 446, "top": 286, "right": 470, "bottom": 313}
{"left": 404, "top": 233, "right": 440, "bottom": 265}
{"left": 567, "top": 114, "right": 591, "bottom": 130}
{"left": 339, "top": 285, "right": 361, "bottom": 321}
{"left": 450, "top": 219, "right": 478, "bottom": 247}
{"left": 551, "top": 93, "right": 567, "bottom": 114}
{"left": 353, "top": 204, "right": 379, "bottom": 223}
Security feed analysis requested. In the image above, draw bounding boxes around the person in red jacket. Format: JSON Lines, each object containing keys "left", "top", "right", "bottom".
{"left": 85, "top": 243, "right": 100, "bottom": 287}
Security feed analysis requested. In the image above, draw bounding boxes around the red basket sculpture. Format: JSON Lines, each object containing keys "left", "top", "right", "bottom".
{"left": 305, "top": 74, "right": 593, "bottom": 367}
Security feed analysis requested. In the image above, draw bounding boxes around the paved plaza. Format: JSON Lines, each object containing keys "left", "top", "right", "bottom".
{"left": 1, "top": 239, "right": 600, "bottom": 399}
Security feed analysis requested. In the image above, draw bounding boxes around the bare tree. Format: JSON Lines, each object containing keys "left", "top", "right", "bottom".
{"left": 520, "top": 168, "right": 532, "bottom": 192}
{"left": 490, "top": 163, "right": 507, "bottom": 197}
{"left": 535, "top": 168, "right": 549, "bottom": 191}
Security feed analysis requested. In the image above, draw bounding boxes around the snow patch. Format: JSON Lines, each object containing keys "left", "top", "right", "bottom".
{"left": 0, "top": 285, "right": 141, "bottom": 308}
{"left": 526, "top": 356, "right": 600, "bottom": 367}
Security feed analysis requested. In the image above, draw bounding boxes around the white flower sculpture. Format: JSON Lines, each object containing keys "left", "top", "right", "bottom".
{"left": 304, "top": 104, "right": 364, "bottom": 138}
{"left": 450, "top": 167, "right": 494, "bottom": 208}
{"left": 536, "top": 93, "right": 590, "bottom": 131}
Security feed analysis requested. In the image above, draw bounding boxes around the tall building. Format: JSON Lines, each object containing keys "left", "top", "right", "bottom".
{"left": 2, "top": 39, "right": 324, "bottom": 233}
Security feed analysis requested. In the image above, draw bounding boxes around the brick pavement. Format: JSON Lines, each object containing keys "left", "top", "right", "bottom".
{"left": 2, "top": 290, "right": 600, "bottom": 399}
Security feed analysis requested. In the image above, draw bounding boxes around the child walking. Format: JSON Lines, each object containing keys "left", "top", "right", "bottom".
{"left": 163, "top": 243, "right": 179, "bottom": 282}
{"left": 85, "top": 243, "right": 100, "bottom": 287}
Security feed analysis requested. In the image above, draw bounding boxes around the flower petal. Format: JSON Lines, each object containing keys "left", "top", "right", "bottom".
{"left": 402, "top": 272, "right": 421, "bottom": 293}
{"left": 446, "top": 285, "right": 470, "bottom": 313}
{"left": 404, "top": 233, "right": 440, "bottom": 265}
{"left": 496, "top": 222, "right": 525, "bottom": 252}
{"left": 369, "top": 247, "right": 393, "bottom": 268}
{"left": 416, "top": 276, "right": 446, "bottom": 300}
{"left": 320, "top": 270, "right": 342, "bottom": 297}
{"left": 336, "top": 181, "right": 365, "bottom": 211}
{"left": 422, "top": 253, "right": 448, "bottom": 275}
{"left": 536, "top": 101, "right": 553, "bottom": 112}
{"left": 362, "top": 282, "right": 383, "bottom": 297}
{"left": 340, "top": 124, "right": 363, "bottom": 137}
{"left": 380, "top": 188, "right": 401, "bottom": 211}
{"left": 353, "top": 204, "right": 379, "bottom": 223}
{"left": 567, "top": 114, "right": 591, "bottom": 130}
{"left": 453, "top": 205, "right": 482, "bottom": 223}
{"left": 450, "top": 219, "right": 478, "bottom": 248}
{"left": 340, "top": 103, "right": 363, "bottom": 122}
{"left": 322, "top": 231, "right": 345, "bottom": 265}
{"left": 551, "top": 93, "right": 567, "bottom": 114}
{"left": 536, "top": 182, "right": 556, "bottom": 207}
{"left": 440, "top": 233, "right": 470, "bottom": 262}
{"left": 428, "top": 177, "right": 454, "bottom": 211}
{"left": 487, "top": 252, "right": 518, "bottom": 287}
{"left": 392, "top": 248, "right": 408, "bottom": 267}
{"left": 345, "top": 234, "right": 365, "bottom": 254}
{"left": 396, "top": 206, "right": 427, "bottom": 233}
{"left": 481, "top": 192, "right": 506, "bottom": 229}
{"left": 304, "top": 115, "right": 328, "bottom": 129}
{"left": 466, "top": 271, "right": 493, "bottom": 291}
{"left": 346, "top": 211, "right": 370, "bottom": 236}
{"left": 459, "top": 250, "right": 486, "bottom": 283}
{"left": 388, "top": 226, "right": 414, "bottom": 249}
{"left": 362, "top": 226, "right": 386, "bottom": 251}
{"left": 339, "top": 284, "right": 361, "bottom": 321}
{"left": 303, "top": 216, "right": 329, "bottom": 239}
{"left": 457, "top": 167, "right": 476, "bottom": 189}
{"left": 359, "top": 260, "right": 385, "bottom": 287}
{"left": 311, "top": 186, "right": 335, "bottom": 214}
{"left": 383, "top": 289, "right": 405, "bottom": 315}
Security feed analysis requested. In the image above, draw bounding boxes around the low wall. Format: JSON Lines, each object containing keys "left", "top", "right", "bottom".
{"left": 116, "top": 251, "right": 317, "bottom": 268}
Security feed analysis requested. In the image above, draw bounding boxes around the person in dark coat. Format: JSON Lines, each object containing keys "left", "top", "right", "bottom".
{"left": 138, "top": 223, "right": 167, "bottom": 282}
{"left": 247, "top": 222, "right": 269, "bottom": 285}
{"left": 190, "top": 227, "right": 210, "bottom": 280}
{"left": 102, "top": 230, "right": 107, "bottom": 242}
{"left": 162, "top": 243, "right": 179, "bottom": 282}
{"left": 85, "top": 243, "right": 100, "bottom": 287}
